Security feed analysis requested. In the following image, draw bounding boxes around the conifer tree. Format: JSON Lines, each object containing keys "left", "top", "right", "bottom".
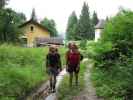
{"left": 0, "top": 0, "right": 9, "bottom": 9}
{"left": 77, "top": 2, "right": 94, "bottom": 40}
{"left": 41, "top": 18, "right": 58, "bottom": 36}
{"left": 66, "top": 11, "right": 78, "bottom": 40}
{"left": 92, "top": 11, "right": 99, "bottom": 25}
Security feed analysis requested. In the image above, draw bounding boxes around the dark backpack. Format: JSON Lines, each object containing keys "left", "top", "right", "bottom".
{"left": 47, "top": 53, "right": 60, "bottom": 67}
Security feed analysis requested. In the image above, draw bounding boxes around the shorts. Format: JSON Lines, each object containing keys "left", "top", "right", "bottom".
{"left": 67, "top": 64, "right": 80, "bottom": 73}
{"left": 47, "top": 67, "right": 59, "bottom": 76}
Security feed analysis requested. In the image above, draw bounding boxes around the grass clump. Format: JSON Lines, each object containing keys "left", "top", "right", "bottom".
{"left": 58, "top": 63, "right": 86, "bottom": 100}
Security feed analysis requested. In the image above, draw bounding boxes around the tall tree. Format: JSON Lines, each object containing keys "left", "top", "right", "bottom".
{"left": 66, "top": 11, "right": 78, "bottom": 40}
{"left": 92, "top": 11, "right": 99, "bottom": 25}
{"left": 0, "top": 0, "right": 9, "bottom": 9}
{"left": 40, "top": 18, "right": 58, "bottom": 36}
{"left": 0, "top": 8, "right": 26, "bottom": 43}
{"left": 77, "top": 2, "right": 94, "bottom": 40}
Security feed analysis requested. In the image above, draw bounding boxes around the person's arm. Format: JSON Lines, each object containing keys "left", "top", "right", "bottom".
{"left": 80, "top": 53, "right": 83, "bottom": 61}
{"left": 77, "top": 52, "right": 81, "bottom": 66}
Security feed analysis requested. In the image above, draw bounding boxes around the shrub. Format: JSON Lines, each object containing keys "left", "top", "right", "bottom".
{"left": 79, "top": 40, "right": 87, "bottom": 50}
{"left": 101, "top": 10, "right": 133, "bottom": 45}
{"left": 90, "top": 10, "right": 133, "bottom": 100}
{"left": 0, "top": 44, "right": 67, "bottom": 100}
{"left": 86, "top": 41, "right": 112, "bottom": 59}
{"left": 0, "top": 44, "right": 48, "bottom": 99}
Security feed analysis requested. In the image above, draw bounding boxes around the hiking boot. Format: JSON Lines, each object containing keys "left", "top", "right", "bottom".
{"left": 52, "top": 85, "right": 56, "bottom": 93}
{"left": 52, "top": 89, "right": 56, "bottom": 93}
{"left": 48, "top": 88, "right": 52, "bottom": 93}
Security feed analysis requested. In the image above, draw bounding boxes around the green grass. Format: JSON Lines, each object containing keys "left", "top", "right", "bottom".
{"left": 58, "top": 46, "right": 67, "bottom": 65}
{"left": 90, "top": 66, "right": 125, "bottom": 100}
{"left": 0, "top": 44, "right": 66, "bottom": 100}
{"left": 90, "top": 56, "right": 133, "bottom": 100}
{"left": 58, "top": 63, "right": 86, "bottom": 100}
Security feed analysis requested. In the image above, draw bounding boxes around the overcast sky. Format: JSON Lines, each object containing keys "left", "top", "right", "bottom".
{"left": 7, "top": 0, "right": 133, "bottom": 33}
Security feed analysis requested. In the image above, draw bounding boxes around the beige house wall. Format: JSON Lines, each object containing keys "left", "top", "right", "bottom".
{"left": 21, "top": 23, "right": 50, "bottom": 47}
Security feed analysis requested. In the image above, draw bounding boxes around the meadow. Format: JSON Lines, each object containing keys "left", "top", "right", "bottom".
{"left": 0, "top": 44, "right": 66, "bottom": 100}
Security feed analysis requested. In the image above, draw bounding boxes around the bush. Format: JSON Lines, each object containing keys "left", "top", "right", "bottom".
{"left": 0, "top": 44, "right": 48, "bottom": 99}
{"left": 89, "top": 10, "right": 133, "bottom": 100}
{"left": 101, "top": 10, "right": 133, "bottom": 45}
{"left": 79, "top": 40, "right": 87, "bottom": 50}
{"left": 86, "top": 41, "right": 112, "bottom": 59}
{"left": 91, "top": 56, "right": 133, "bottom": 100}
{"left": 0, "top": 44, "right": 67, "bottom": 100}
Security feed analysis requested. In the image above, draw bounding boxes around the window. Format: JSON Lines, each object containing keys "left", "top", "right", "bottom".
{"left": 30, "top": 26, "right": 34, "bottom": 31}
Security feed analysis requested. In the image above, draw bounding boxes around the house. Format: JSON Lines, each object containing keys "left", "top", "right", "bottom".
{"left": 19, "top": 9, "right": 64, "bottom": 47}
{"left": 95, "top": 20, "right": 106, "bottom": 42}
{"left": 19, "top": 19, "right": 50, "bottom": 47}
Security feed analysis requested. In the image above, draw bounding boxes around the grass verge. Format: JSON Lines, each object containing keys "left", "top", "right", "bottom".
{"left": 0, "top": 44, "right": 66, "bottom": 100}
{"left": 57, "top": 62, "right": 86, "bottom": 100}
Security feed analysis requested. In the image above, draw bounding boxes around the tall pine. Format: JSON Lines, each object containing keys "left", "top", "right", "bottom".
{"left": 77, "top": 2, "right": 94, "bottom": 40}
{"left": 0, "top": 8, "right": 26, "bottom": 42}
{"left": 0, "top": 0, "right": 9, "bottom": 9}
{"left": 92, "top": 11, "right": 99, "bottom": 25}
{"left": 66, "top": 11, "right": 78, "bottom": 40}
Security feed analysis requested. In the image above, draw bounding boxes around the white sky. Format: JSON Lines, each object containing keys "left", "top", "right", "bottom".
{"left": 7, "top": 0, "right": 133, "bottom": 33}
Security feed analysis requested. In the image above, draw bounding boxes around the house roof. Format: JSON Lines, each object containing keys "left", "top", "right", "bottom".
{"left": 95, "top": 20, "right": 106, "bottom": 29}
{"left": 19, "top": 19, "right": 50, "bottom": 32}
{"left": 35, "top": 37, "right": 64, "bottom": 45}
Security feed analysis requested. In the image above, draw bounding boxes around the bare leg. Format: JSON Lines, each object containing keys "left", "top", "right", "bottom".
{"left": 53, "top": 75, "right": 57, "bottom": 92}
{"left": 49, "top": 75, "right": 52, "bottom": 92}
{"left": 69, "top": 73, "right": 73, "bottom": 87}
{"left": 75, "top": 73, "right": 79, "bottom": 86}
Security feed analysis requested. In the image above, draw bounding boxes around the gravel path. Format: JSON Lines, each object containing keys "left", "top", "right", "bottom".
{"left": 45, "top": 58, "right": 103, "bottom": 100}
{"left": 73, "top": 59, "right": 104, "bottom": 100}
{"left": 26, "top": 68, "right": 67, "bottom": 100}
{"left": 26, "top": 59, "right": 103, "bottom": 100}
{"left": 45, "top": 68, "right": 67, "bottom": 100}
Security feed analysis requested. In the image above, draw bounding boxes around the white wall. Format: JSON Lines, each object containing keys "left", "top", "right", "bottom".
{"left": 95, "top": 29, "right": 102, "bottom": 42}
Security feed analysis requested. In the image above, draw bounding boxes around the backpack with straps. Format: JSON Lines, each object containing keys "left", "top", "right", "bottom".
{"left": 67, "top": 51, "right": 80, "bottom": 65}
